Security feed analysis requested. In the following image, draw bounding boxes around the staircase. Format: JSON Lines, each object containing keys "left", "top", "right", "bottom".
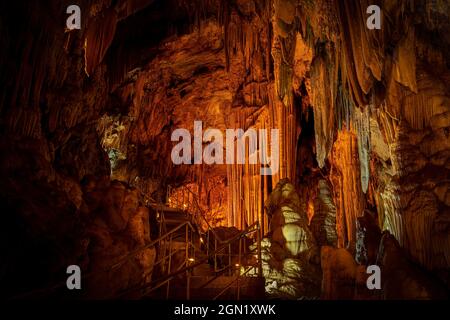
{"left": 13, "top": 187, "right": 265, "bottom": 300}
{"left": 140, "top": 196, "right": 265, "bottom": 300}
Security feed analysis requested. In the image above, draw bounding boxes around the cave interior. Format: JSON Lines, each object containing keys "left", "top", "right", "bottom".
{"left": 0, "top": 0, "right": 449, "bottom": 300}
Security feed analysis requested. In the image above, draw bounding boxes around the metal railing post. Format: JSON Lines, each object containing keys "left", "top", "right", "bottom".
{"left": 206, "top": 230, "right": 210, "bottom": 257}
{"left": 237, "top": 237, "right": 242, "bottom": 300}
{"left": 228, "top": 243, "right": 232, "bottom": 276}
{"left": 257, "top": 222, "right": 262, "bottom": 278}
{"left": 185, "top": 224, "right": 190, "bottom": 300}
{"left": 166, "top": 233, "right": 173, "bottom": 299}
{"left": 214, "top": 238, "right": 217, "bottom": 272}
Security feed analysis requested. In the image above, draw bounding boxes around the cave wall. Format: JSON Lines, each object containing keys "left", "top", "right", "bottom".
{"left": 0, "top": 0, "right": 108, "bottom": 296}
{"left": 0, "top": 0, "right": 160, "bottom": 298}
{"left": 292, "top": 0, "right": 450, "bottom": 285}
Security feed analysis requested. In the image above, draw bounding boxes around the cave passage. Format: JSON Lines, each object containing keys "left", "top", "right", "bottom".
{"left": 0, "top": 0, "right": 449, "bottom": 301}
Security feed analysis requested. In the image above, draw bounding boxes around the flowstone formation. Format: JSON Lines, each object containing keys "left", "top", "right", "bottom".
{"left": 260, "top": 179, "right": 321, "bottom": 299}
{"left": 310, "top": 179, "right": 338, "bottom": 247}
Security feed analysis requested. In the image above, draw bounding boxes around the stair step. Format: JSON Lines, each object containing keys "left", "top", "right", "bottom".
{"left": 148, "top": 201, "right": 265, "bottom": 300}
{"left": 160, "top": 211, "right": 190, "bottom": 220}
{"left": 189, "top": 275, "right": 263, "bottom": 288}
{"left": 167, "top": 276, "right": 266, "bottom": 300}
{"left": 192, "top": 263, "right": 214, "bottom": 276}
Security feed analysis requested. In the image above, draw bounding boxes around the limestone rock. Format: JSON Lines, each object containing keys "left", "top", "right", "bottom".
{"left": 261, "top": 179, "right": 321, "bottom": 299}
{"left": 266, "top": 179, "right": 316, "bottom": 256}
{"left": 320, "top": 246, "right": 358, "bottom": 300}
{"left": 311, "top": 180, "right": 338, "bottom": 247}
{"left": 83, "top": 178, "right": 155, "bottom": 299}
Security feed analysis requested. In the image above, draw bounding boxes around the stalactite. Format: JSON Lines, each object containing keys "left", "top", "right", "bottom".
{"left": 304, "top": 18, "right": 315, "bottom": 49}
{"left": 225, "top": 81, "right": 297, "bottom": 233}
{"left": 331, "top": 129, "right": 366, "bottom": 249}
{"left": 310, "top": 44, "right": 338, "bottom": 168}
{"left": 219, "top": 0, "right": 271, "bottom": 80}
{"left": 335, "top": 80, "right": 354, "bottom": 131}
{"left": 84, "top": 8, "right": 118, "bottom": 76}
{"left": 352, "top": 105, "right": 371, "bottom": 193}
{"left": 337, "top": 0, "right": 384, "bottom": 97}
{"left": 276, "top": 36, "right": 296, "bottom": 105}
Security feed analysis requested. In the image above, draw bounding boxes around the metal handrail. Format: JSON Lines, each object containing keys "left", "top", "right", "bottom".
{"left": 143, "top": 205, "right": 261, "bottom": 299}
{"left": 14, "top": 186, "right": 263, "bottom": 300}
{"left": 116, "top": 226, "right": 251, "bottom": 297}
{"left": 116, "top": 219, "right": 262, "bottom": 299}
{"left": 168, "top": 185, "right": 245, "bottom": 245}
{"left": 177, "top": 185, "right": 225, "bottom": 242}
{"left": 196, "top": 245, "right": 259, "bottom": 291}
{"left": 167, "top": 184, "right": 263, "bottom": 280}
{"left": 112, "top": 220, "right": 197, "bottom": 270}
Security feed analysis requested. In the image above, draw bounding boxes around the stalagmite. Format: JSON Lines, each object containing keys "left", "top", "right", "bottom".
{"left": 260, "top": 179, "right": 321, "bottom": 299}
{"left": 336, "top": 82, "right": 354, "bottom": 131}
{"left": 311, "top": 180, "right": 337, "bottom": 247}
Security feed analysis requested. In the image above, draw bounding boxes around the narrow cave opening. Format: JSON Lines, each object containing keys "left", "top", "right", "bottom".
{"left": 296, "top": 105, "right": 319, "bottom": 186}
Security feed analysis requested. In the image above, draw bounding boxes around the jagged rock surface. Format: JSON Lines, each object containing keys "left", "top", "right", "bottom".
{"left": 82, "top": 177, "right": 156, "bottom": 298}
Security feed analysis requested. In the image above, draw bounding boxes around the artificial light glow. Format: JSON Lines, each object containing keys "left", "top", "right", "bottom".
{"left": 307, "top": 200, "right": 314, "bottom": 222}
